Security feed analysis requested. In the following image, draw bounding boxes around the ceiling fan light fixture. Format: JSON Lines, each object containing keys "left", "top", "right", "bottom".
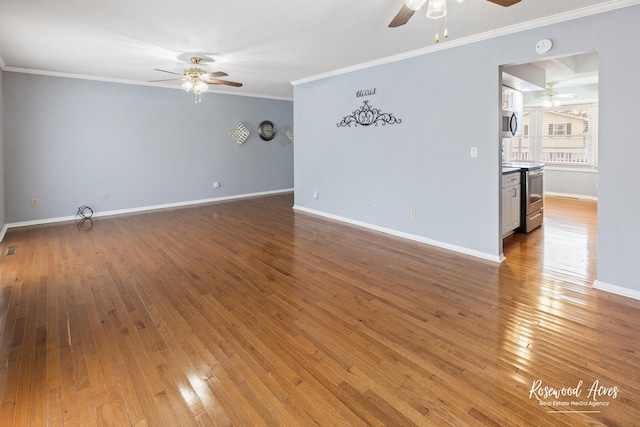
{"left": 404, "top": 0, "right": 428, "bottom": 11}
{"left": 181, "top": 72, "right": 208, "bottom": 103}
{"left": 542, "top": 94, "right": 561, "bottom": 108}
{"left": 426, "top": 0, "right": 447, "bottom": 19}
{"left": 181, "top": 80, "right": 194, "bottom": 92}
{"left": 194, "top": 81, "right": 208, "bottom": 95}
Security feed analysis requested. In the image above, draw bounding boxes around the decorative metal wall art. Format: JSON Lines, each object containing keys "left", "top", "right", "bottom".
{"left": 285, "top": 126, "right": 294, "bottom": 143}
{"left": 336, "top": 100, "right": 402, "bottom": 127}
{"left": 228, "top": 122, "right": 250, "bottom": 145}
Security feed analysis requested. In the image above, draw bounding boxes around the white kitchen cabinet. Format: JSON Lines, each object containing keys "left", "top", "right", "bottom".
{"left": 502, "top": 172, "right": 521, "bottom": 237}
{"left": 501, "top": 87, "right": 524, "bottom": 137}
{"left": 502, "top": 87, "right": 523, "bottom": 112}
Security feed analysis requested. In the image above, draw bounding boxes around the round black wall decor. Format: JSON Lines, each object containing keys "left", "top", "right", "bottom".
{"left": 258, "top": 120, "right": 276, "bottom": 141}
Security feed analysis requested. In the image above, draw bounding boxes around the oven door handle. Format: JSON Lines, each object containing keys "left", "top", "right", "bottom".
{"left": 529, "top": 212, "right": 543, "bottom": 221}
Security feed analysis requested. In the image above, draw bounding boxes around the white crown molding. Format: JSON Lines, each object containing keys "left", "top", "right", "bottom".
{"left": 292, "top": 204, "right": 502, "bottom": 263}
{"left": 2, "top": 65, "right": 293, "bottom": 101}
{"left": 292, "top": 0, "right": 640, "bottom": 86}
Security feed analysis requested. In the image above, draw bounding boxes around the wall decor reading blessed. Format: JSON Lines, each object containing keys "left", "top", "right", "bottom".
{"left": 336, "top": 100, "right": 402, "bottom": 127}
{"left": 356, "top": 88, "right": 377, "bottom": 98}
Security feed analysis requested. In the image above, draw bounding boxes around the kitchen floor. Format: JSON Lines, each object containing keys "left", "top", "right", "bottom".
{"left": 503, "top": 195, "right": 597, "bottom": 286}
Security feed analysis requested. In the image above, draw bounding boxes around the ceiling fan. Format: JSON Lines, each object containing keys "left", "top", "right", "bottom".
{"left": 389, "top": 0, "right": 522, "bottom": 28}
{"left": 149, "top": 56, "right": 243, "bottom": 103}
{"left": 531, "top": 85, "right": 578, "bottom": 107}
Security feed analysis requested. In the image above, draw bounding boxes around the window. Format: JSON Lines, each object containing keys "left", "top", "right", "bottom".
{"left": 504, "top": 103, "right": 598, "bottom": 166}
{"left": 549, "top": 123, "right": 571, "bottom": 136}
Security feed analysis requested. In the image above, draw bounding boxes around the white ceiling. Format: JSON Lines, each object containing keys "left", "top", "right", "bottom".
{"left": 505, "top": 51, "right": 601, "bottom": 107}
{"left": 0, "top": 0, "right": 635, "bottom": 100}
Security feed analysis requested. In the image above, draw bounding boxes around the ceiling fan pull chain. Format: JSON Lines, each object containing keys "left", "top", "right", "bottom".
{"left": 444, "top": 14, "right": 448, "bottom": 39}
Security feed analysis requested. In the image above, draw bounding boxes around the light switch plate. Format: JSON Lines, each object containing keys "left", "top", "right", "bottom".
{"left": 470, "top": 147, "right": 478, "bottom": 158}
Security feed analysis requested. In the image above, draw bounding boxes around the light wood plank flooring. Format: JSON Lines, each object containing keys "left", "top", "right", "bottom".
{"left": 1, "top": 193, "right": 638, "bottom": 426}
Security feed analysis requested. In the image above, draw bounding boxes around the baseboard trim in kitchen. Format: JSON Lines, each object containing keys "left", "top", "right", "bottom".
{"left": 292, "top": 205, "right": 502, "bottom": 263}
{"left": 545, "top": 191, "right": 598, "bottom": 201}
{"left": 593, "top": 280, "right": 640, "bottom": 301}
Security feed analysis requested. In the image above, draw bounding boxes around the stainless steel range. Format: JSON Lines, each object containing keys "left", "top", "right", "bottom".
{"left": 503, "top": 162, "right": 544, "bottom": 233}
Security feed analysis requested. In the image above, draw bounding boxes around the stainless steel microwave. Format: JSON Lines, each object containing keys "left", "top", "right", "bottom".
{"left": 502, "top": 111, "right": 522, "bottom": 137}
{"left": 502, "top": 87, "right": 523, "bottom": 138}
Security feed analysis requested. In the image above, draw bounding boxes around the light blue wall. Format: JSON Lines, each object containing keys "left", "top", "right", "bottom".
{"left": 545, "top": 168, "right": 598, "bottom": 199}
{"left": 596, "top": 6, "right": 640, "bottom": 295}
{"left": 3, "top": 73, "right": 293, "bottom": 223}
{"left": 294, "top": 6, "right": 640, "bottom": 294}
{"left": 0, "top": 68, "right": 5, "bottom": 234}
{"left": 295, "top": 45, "right": 501, "bottom": 259}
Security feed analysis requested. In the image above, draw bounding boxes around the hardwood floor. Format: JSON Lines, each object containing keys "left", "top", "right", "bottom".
{"left": 503, "top": 195, "right": 598, "bottom": 286}
{"left": 0, "top": 193, "right": 638, "bottom": 426}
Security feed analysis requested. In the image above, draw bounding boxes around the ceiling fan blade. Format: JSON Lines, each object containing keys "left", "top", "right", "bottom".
{"left": 147, "top": 78, "right": 182, "bottom": 83}
{"left": 486, "top": 0, "right": 522, "bottom": 6}
{"left": 389, "top": 5, "right": 416, "bottom": 28}
{"left": 153, "top": 69, "right": 184, "bottom": 76}
{"left": 204, "top": 78, "right": 243, "bottom": 88}
{"left": 201, "top": 71, "right": 229, "bottom": 79}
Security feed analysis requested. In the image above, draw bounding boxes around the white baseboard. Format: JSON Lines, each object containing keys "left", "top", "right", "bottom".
{"left": 0, "top": 224, "right": 8, "bottom": 242}
{"left": 3, "top": 189, "right": 293, "bottom": 233}
{"left": 593, "top": 280, "right": 640, "bottom": 301}
{"left": 292, "top": 205, "right": 502, "bottom": 263}
{"left": 545, "top": 191, "right": 598, "bottom": 201}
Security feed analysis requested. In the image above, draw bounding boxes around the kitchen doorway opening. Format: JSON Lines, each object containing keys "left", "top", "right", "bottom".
{"left": 500, "top": 51, "right": 599, "bottom": 286}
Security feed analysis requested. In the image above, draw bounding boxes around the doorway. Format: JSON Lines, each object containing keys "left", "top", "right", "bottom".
{"left": 500, "top": 51, "right": 599, "bottom": 285}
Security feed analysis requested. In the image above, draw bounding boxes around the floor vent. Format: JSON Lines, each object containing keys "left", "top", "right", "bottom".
{"left": 6, "top": 246, "right": 18, "bottom": 255}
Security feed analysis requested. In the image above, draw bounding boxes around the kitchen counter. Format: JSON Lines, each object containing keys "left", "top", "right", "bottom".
{"left": 502, "top": 167, "right": 520, "bottom": 174}
{"left": 503, "top": 162, "right": 545, "bottom": 171}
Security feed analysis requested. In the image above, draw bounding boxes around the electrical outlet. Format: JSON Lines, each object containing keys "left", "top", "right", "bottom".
{"left": 470, "top": 147, "right": 478, "bottom": 158}
{"left": 313, "top": 191, "right": 319, "bottom": 199}
{"left": 31, "top": 198, "right": 39, "bottom": 207}
{"left": 368, "top": 202, "right": 373, "bottom": 210}
{"left": 213, "top": 181, "right": 220, "bottom": 189}
{"left": 410, "top": 208, "right": 416, "bottom": 218}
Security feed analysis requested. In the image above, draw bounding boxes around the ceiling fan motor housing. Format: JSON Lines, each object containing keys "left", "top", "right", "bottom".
{"left": 185, "top": 67, "right": 205, "bottom": 78}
